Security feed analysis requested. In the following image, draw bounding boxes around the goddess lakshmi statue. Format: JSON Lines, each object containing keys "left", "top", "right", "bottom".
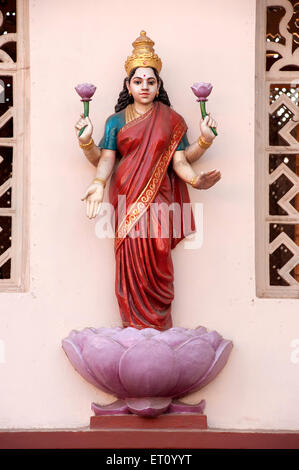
{"left": 75, "top": 31, "right": 220, "bottom": 332}
{"left": 64, "top": 31, "right": 232, "bottom": 418}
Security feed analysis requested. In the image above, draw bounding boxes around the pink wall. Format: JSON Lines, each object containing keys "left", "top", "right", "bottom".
{"left": 0, "top": 0, "right": 298, "bottom": 430}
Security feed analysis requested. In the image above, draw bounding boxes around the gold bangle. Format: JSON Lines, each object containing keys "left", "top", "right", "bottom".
{"left": 93, "top": 177, "right": 106, "bottom": 187}
{"left": 198, "top": 135, "right": 212, "bottom": 149}
{"left": 190, "top": 175, "right": 199, "bottom": 187}
{"left": 201, "top": 134, "right": 213, "bottom": 145}
{"left": 79, "top": 138, "right": 94, "bottom": 150}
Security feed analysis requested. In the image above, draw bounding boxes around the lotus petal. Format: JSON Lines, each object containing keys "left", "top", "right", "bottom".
{"left": 125, "top": 397, "right": 171, "bottom": 417}
{"left": 68, "top": 327, "right": 97, "bottom": 351}
{"left": 62, "top": 338, "right": 110, "bottom": 391}
{"left": 140, "top": 328, "right": 160, "bottom": 338}
{"left": 170, "top": 337, "right": 215, "bottom": 396}
{"left": 82, "top": 336, "right": 127, "bottom": 397}
{"left": 119, "top": 339, "right": 179, "bottom": 397}
{"left": 194, "top": 326, "right": 208, "bottom": 335}
{"left": 200, "top": 330, "right": 222, "bottom": 350}
{"left": 178, "top": 339, "right": 233, "bottom": 396}
{"left": 155, "top": 330, "right": 190, "bottom": 348}
{"left": 95, "top": 327, "right": 122, "bottom": 336}
{"left": 91, "top": 400, "right": 130, "bottom": 416}
{"left": 168, "top": 399, "right": 206, "bottom": 414}
{"left": 113, "top": 327, "right": 144, "bottom": 348}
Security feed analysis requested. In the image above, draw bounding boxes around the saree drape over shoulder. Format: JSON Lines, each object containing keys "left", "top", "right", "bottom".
{"left": 108, "top": 102, "right": 195, "bottom": 331}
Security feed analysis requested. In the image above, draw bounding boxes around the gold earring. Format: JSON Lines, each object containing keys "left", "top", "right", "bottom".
{"left": 156, "top": 90, "right": 159, "bottom": 97}
{"left": 129, "top": 91, "right": 132, "bottom": 96}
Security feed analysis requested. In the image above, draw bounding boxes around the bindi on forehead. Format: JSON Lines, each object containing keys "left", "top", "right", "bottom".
{"left": 133, "top": 67, "right": 155, "bottom": 80}
{"left": 133, "top": 75, "right": 156, "bottom": 81}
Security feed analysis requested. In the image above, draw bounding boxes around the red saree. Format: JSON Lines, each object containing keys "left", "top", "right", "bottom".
{"left": 109, "top": 102, "right": 195, "bottom": 331}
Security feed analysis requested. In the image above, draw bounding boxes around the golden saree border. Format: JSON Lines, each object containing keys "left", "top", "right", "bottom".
{"left": 115, "top": 119, "right": 187, "bottom": 252}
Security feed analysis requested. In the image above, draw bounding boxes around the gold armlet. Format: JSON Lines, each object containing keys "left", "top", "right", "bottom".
{"left": 93, "top": 177, "right": 106, "bottom": 188}
{"left": 198, "top": 135, "right": 212, "bottom": 149}
{"left": 79, "top": 138, "right": 94, "bottom": 150}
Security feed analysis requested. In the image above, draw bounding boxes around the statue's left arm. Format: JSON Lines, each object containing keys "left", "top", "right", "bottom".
{"left": 184, "top": 114, "right": 217, "bottom": 164}
{"left": 172, "top": 148, "right": 221, "bottom": 190}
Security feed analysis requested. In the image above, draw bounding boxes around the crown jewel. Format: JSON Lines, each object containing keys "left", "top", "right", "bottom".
{"left": 125, "top": 30, "right": 162, "bottom": 76}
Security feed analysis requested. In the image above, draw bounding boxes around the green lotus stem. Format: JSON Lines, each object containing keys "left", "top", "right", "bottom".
{"left": 78, "top": 101, "right": 89, "bottom": 137}
{"left": 200, "top": 101, "right": 217, "bottom": 136}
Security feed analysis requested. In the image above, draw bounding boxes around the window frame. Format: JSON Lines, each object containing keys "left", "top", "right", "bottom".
{"left": 0, "top": 0, "right": 30, "bottom": 292}
{"left": 255, "top": 0, "right": 299, "bottom": 298}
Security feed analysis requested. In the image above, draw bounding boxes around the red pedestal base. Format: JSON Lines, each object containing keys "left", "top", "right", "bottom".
{"left": 90, "top": 413, "right": 208, "bottom": 430}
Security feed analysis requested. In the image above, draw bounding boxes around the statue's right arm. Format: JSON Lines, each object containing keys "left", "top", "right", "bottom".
{"left": 75, "top": 114, "right": 101, "bottom": 167}
{"left": 81, "top": 149, "right": 116, "bottom": 219}
{"left": 81, "top": 143, "right": 101, "bottom": 167}
{"left": 94, "top": 149, "right": 116, "bottom": 182}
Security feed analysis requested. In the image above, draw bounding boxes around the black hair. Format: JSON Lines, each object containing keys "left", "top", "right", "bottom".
{"left": 114, "top": 67, "right": 171, "bottom": 112}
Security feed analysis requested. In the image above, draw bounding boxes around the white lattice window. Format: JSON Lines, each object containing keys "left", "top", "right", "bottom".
{"left": 0, "top": 0, "right": 29, "bottom": 292}
{"left": 256, "top": 0, "right": 299, "bottom": 298}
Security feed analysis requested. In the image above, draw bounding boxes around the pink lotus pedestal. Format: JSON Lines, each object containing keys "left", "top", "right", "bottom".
{"left": 62, "top": 326, "right": 233, "bottom": 419}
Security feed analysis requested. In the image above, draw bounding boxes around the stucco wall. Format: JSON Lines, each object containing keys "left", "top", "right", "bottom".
{"left": 0, "top": 0, "right": 298, "bottom": 430}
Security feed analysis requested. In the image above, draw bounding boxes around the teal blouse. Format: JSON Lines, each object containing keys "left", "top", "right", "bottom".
{"left": 98, "top": 109, "right": 189, "bottom": 151}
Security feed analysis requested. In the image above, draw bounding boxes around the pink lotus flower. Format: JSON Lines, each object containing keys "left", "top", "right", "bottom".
{"left": 191, "top": 82, "right": 213, "bottom": 102}
{"left": 75, "top": 83, "right": 97, "bottom": 102}
{"left": 62, "top": 326, "right": 232, "bottom": 417}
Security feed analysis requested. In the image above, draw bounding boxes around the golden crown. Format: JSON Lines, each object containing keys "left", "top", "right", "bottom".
{"left": 125, "top": 30, "right": 162, "bottom": 76}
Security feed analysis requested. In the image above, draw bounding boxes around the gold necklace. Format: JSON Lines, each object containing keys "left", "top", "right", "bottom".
{"left": 133, "top": 104, "right": 153, "bottom": 116}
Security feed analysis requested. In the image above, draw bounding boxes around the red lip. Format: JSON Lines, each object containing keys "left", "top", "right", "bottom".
{"left": 140, "top": 93, "right": 150, "bottom": 96}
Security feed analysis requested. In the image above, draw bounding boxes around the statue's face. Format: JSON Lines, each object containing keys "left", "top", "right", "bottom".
{"left": 127, "top": 67, "right": 159, "bottom": 106}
